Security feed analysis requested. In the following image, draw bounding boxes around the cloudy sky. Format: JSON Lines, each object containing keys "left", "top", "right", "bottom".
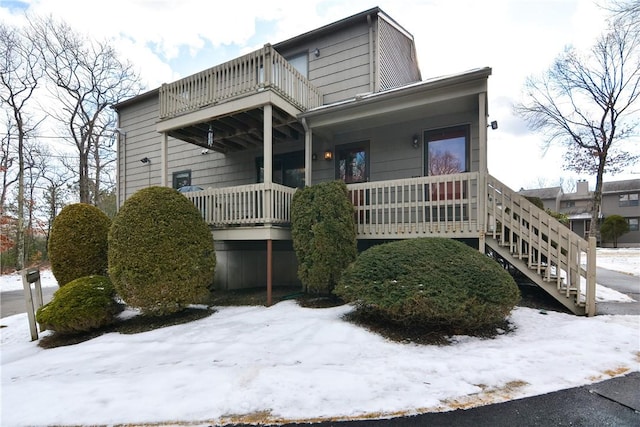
{"left": 1, "top": 0, "right": 638, "bottom": 191}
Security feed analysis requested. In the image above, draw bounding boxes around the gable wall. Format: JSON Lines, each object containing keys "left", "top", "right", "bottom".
{"left": 378, "top": 16, "right": 421, "bottom": 90}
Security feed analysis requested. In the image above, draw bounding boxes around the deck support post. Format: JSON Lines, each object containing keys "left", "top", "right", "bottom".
{"left": 161, "top": 132, "right": 168, "bottom": 187}
{"left": 586, "top": 236, "right": 597, "bottom": 316}
{"left": 302, "top": 118, "right": 312, "bottom": 186}
{"left": 478, "top": 91, "right": 488, "bottom": 251}
{"left": 267, "top": 239, "right": 273, "bottom": 307}
{"left": 264, "top": 103, "right": 274, "bottom": 307}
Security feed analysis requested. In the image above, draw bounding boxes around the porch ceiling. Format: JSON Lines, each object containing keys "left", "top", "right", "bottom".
{"left": 167, "top": 105, "right": 304, "bottom": 154}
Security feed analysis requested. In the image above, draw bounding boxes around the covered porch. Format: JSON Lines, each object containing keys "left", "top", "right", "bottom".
{"left": 181, "top": 172, "right": 484, "bottom": 240}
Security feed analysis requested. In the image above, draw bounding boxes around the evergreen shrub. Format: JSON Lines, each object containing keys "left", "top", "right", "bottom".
{"left": 334, "top": 238, "right": 520, "bottom": 332}
{"left": 36, "top": 275, "right": 121, "bottom": 334}
{"left": 600, "top": 215, "right": 630, "bottom": 248}
{"left": 108, "top": 186, "right": 215, "bottom": 316}
{"left": 48, "top": 203, "right": 111, "bottom": 287}
{"left": 291, "top": 180, "right": 357, "bottom": 294}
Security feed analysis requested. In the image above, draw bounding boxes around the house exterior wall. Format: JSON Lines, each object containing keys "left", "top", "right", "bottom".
{"left": 601, "top": 189, "right": 640, "bottom": 247}
{"left": 521, "top": 180, "right": 639, "bottom": 247}
{"left": 377, "top": 15, "right": 421, "bottom": 91}
{"left": 117, "top": 93, "right": 163, "bottom": 200}
{"left": 214, "top": 241, "right": 300, "bottom": 290}
{"left": 275, "top": 21, "right": 372, "bottom": 105}
{"left": 275, "top": 12, "right": 420, "bottom": 105}
{"left": 309, "top": 110, "right": 479, "bottom": 184}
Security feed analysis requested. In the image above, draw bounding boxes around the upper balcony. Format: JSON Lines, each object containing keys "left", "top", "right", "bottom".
{"left": 159, "top": 44, "right": 323, "bottom": 121}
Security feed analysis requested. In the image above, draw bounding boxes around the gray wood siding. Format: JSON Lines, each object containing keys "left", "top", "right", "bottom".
{"left": 378, "top": 16, "right": 421, "bottom": 90}
{"left": 276, "top": 21, "right": 373, "bottom": 104}
{"left": 309, "top": 111, "right": 479, "bottom": 185}
{"left": 117, "top": 95, "right": 161, "bottom": 202}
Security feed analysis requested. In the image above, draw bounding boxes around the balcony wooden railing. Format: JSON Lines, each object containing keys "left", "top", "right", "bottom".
{"left": 159, "top": 44, "right": 323, "bottom": 120}
{"left": 182, "top": 182, "right": 297, "bottom": 227}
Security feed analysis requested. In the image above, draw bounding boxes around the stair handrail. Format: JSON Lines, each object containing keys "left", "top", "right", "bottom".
{"left": 486, "top": 174, "right": 596, "bottom": 316}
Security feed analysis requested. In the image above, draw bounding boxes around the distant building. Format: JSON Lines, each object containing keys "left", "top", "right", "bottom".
{"left": 520, "top": 179, "right": 640, "bottom": 247}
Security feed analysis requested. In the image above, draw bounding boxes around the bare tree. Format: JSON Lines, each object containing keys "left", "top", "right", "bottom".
{"left": 1, "top": 113, "right": 19, "bottom": 211}
{"left": 0, "top": 22, "right": 43, "bottom": 269}
{"left": 605, "top": 0, "right": 640, "bottom": 27}
{"left": 428, "top": 151, "right": 463, "bottom": 175}
{"left": 28, "top": 15, "right": 143, "bottom": 204}
{"left": 515, "top": 17, "right": 640, "bottom": 239}
{"left": 40, "top": 160, "right": 73, "bottom": 257}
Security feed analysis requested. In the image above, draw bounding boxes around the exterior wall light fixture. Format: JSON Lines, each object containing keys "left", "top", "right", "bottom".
{"left": 140, "top": 157, "right": 150, "bottom": 164}
{"left": 314, "top": 48, "right": 320, "bottom": 57}
{"left": 412, "top": 134, "right": 420, "bottom": 149}
{"left": 488, "top": 120, "right": 498, "bottom": 130}
{"left": 324, "top": 150, "right": 333, "bottom": 161}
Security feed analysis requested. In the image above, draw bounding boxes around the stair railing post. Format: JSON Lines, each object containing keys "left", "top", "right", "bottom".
{"left": 586, "top": 236, "right": 597, "bottom": 316}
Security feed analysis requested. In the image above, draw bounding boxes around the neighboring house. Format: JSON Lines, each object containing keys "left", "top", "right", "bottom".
{"left": 520, "top": 179, "right": 640, "bottom": 247}
{"left": 601, "top": 179, "right": 640, "bottom": 247}
{"left": 113, "top": 8, "right": 597, "bottom": 315}
{"left": 518, "top": 186, "right": 563, "bottom": 212}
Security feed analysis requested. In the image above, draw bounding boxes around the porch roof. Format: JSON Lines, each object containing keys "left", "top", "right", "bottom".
{"left": 299, "top": 67, "right": 492, "bottom": 130}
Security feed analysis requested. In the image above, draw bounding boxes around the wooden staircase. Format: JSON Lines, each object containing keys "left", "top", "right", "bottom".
{"left": 485, "top": 175, "right": 597, "bottom": 316}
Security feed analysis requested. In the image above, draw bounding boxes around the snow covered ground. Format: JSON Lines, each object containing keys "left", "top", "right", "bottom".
{"left": 596, "top": 248, "right": 640, "bottom": 277}
{"left": 1, "top": 249, "right": 638, "bottom": 426}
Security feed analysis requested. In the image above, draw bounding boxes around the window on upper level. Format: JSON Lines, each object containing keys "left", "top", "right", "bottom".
{"left": 424, "top": 125, "right": 469, "bottom": 176}
{"left": 285, "top": 52, "right": 308, "bottom": 77}
{"left": 562, "top": 201, "right": 576, "bottom": 208}
{"left": 619, "top": 193, "right": 639, "bottom": 207}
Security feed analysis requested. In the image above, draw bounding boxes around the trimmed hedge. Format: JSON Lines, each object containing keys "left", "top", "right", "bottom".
{"left": 48, "top": 203, "right": 111, "bottom": 287}
{"left": 36, "top": 275, "right": 121, "bottom": 334}
{"left": 291, "top": 180, "right": 357, "bottom": 294}
{"left": 108, "top": 186, "right": 215, "bottom": 316}
{"left": 334, "top": 238, "right": 520, "bottom": 332}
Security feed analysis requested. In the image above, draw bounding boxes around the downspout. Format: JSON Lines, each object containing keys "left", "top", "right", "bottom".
{"left": 478, "top": 91, "right": 488, "bottom": 253}
{"left": 368, "top": 14, "right": 374, "bottom": 92}
{"left": 302, "top": 117, "right": 312, "bottom": 186}
{"left": 115, "top": 128, "right": 126, "bottom": 209}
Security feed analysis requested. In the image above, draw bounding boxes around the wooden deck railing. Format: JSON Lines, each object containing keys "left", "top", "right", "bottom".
{"left": 184, "top": 173, "right": 481, "bottom": 234}
{"left": 346, "top": 173, "right": 481, "bottom": 237}
{"left": 182, "top": 182, "right": 297, "bottom": 227}
{"left": 486, "top": 175, "right": 596, "bottom": 315}
{"left": 159, "top": 44, "right": 323, "bottom": 119}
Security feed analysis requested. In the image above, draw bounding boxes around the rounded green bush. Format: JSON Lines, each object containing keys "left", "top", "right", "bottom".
{"left": 334, "top": 238, "right": 520, "bottom": 332}
{"left": 48, "top": 203, "right": 111, "bottom": 287}
{"left": 291, "top": 180, "right": 357, "bottom": 294}
{"left": 108, "top": 186, "right": 216, "bottom": 316}
{"left": 36, "top": 275, "right": 121, "bottom": 334}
